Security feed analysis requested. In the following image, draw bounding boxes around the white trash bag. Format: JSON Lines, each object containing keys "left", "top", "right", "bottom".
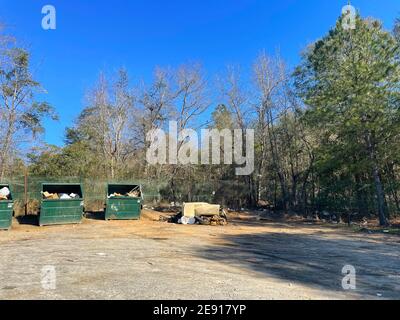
{"left": 0, "top": 187, "right": 10, "bottom": 198}
{"left": 179, "top": 216, "right": 196, "bottom": 225}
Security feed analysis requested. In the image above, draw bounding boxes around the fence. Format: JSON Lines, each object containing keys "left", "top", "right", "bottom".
{"left": 1, "top": 175, "right": 248, "bottom": 216}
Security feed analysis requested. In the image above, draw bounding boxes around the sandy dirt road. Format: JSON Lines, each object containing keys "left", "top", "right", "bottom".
{"left": 0, "top": 210, "right": 399, "bottom": 300}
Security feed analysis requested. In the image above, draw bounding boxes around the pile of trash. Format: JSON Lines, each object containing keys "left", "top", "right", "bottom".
{"left": 196, "top": 215, "right": 228, "bottom": 226}
{"left": 41, "top": 191, "right": 80, "bottom": 200}
{"left": 179, "top": 214, "right": 228, "bottom": 226}
{"left": 162, "top": 213, "right": 228, "bottom": 226}
{"left": 0, "top": 187, "right": 11, "bottom": 201}
{"left": 160, "top": 203, "right": 228, "bottom": 226}
{"left": 108, "top": 186, "right": 141, "bottom": 199}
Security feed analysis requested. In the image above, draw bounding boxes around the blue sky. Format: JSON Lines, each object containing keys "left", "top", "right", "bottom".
{"left": 0, "top": 0, "right": 399, "bottom": 146}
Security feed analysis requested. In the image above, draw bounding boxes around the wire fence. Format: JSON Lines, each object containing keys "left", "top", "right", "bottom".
{"left": 2, "top": 175, "right": 396, "bottom": 219}
{"left": 1, "top": 175, "right": 243, "bottom": 216}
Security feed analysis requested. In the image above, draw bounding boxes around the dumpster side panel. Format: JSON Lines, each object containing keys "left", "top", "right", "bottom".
{"left": 0, "top": 201, "right": 13, "bottom": 230}
{"left": 40, "top": 199, "right": 83, "bottom": 226}
{"left": 105, "top": 198, "right": 141, "bottom": 220}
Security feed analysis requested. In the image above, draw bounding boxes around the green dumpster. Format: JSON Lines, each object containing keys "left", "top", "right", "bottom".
{"left": 105, "top": 184, "right": 142, "bottom": 220}
{"left": 0, "top": 184, "right": 13, "bottom": 230}
{"left": 39, "top": 183, "right": 84, "bottom": 226}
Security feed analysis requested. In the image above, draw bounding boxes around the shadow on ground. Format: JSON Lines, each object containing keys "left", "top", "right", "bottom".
{"left": 16, "top": 212, "right": 107, "bottom": 224}
{"left": 85, "top": 211, "right": 105, "bottom": 220}
{"left": 16, "top": 215, "right": 39, "bottom": 226}
{"left": 196, "top": 230, "right": 400, "bottom": 299}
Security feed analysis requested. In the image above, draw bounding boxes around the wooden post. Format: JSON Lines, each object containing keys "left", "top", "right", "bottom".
{"left": 24, "top": 170, "right": 28, "bottom": 216}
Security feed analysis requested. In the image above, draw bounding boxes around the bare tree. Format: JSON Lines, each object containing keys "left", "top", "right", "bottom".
{"left": 80, "top": 70, "right": 134, "bottom": 179}
{"left": 219, "top": 65, "right": 249, "bottom": 130}
{"left": 135, "top": 67, "right": 174, "bottom": 147}
{"left": 173, "top": 63, "right": 209, "bottom": 131}
{"left": 169, "top": 63, "right": 209, "bottom": 201}
{"left": 253, "top": 51, "right": 289, "bottom": 208}
{"left": 0, "top": 42, "right": 56, "bottom": 179}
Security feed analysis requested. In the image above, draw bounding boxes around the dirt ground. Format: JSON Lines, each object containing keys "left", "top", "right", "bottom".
{"left": 0, "top": 209, "right": 399, "bottom": 300}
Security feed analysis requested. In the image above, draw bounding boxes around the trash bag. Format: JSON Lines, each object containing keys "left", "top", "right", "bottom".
{"left": 178, "top": 216, "right": 196, "bottom": 225}
{"left": 0, "top": 187, "right": 10, "bottom": 200}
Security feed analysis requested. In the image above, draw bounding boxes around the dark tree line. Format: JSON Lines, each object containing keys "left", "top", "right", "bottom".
{"left": 2, "top": 13, "right": 400, "bottom": 225}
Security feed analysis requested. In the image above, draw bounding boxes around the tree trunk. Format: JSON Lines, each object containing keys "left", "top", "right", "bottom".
{"left": 354, "top": 174, "right": 369, "bottom": 217}
{"left": 386, "top": 163, "right": 400, "bottom": 213}
{"left": 278, "top": 173, "right": 288, "bottom": 211}
{"left": 291, "top": 175, "right": 298, "bottom": 211}
{"left": 0, "top": 111, "right": 16, "bottom": 181}
{"left": 372, "top": 164, "right": 387, "bottom": 226}
{"left": 366, "top": 133, "right": 387, "bottom": 226}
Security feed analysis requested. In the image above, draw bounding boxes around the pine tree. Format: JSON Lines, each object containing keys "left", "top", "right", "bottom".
{"left": 294, "top": 15, "right": 400, "bottom": 226}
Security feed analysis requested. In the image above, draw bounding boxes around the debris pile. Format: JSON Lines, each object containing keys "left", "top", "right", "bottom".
{"left": 108, "top": 186, "right": 141, "bottom": 198}
{"left": 41, "top": 191, "right": 80, "bottom": 200}
{"left": 160, "top": 203, "right": 228, "bottom": 226}
{"left": 196, "top": 215, "right": 228, "bottom": 226}
{"left": 0, "top": 187, "right": 10, "bottom": 201}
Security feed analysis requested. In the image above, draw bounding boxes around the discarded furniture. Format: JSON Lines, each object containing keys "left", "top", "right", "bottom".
{"left": 39, "top": 183, "right": 84, "bottom": 226}
{"left": 181, "top": 202, "right": 227, "bottom": 225}
{"left": 183, "top": 202, "right": 221, "bottom": 218}
{"left": 0, "top": 184, "right": 13, "bottom": 230}
{"left": 105, "top": 184, "right": 142, "bottom": 220}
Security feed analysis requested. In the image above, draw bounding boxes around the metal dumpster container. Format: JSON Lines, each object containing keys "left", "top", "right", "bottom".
{"left": 0, "top": 184, "right": 13, "bottom": 230}
{"left": 105, "top": 184, "right": 142, "bottom": 220}
{"left": 39, "top": 183, "right": 84, "bottom": 226}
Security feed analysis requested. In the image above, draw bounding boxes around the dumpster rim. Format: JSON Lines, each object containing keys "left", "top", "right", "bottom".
{"left": 41, "top": 183, "right": 84, "bottom": 201}
{"left": 106, "top": 183, "right": 143, "bottom": 200}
